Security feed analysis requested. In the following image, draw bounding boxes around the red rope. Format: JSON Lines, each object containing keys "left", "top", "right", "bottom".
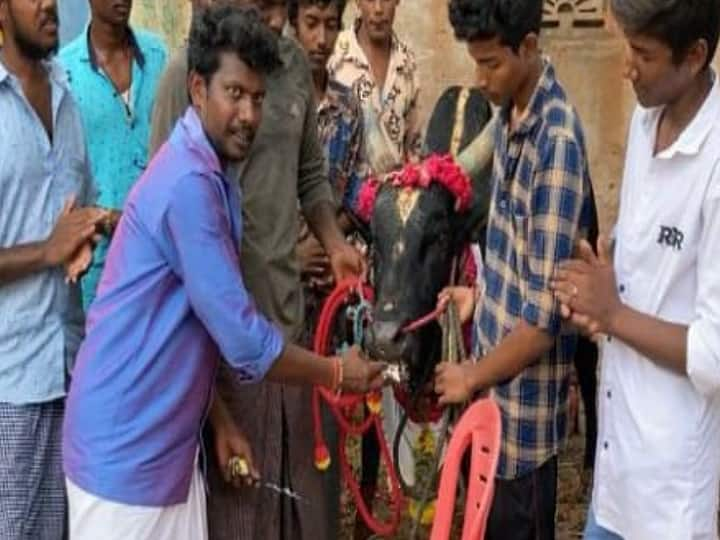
{"left": 401, "top": 305, "right": 445, "bottom": 333}
{"left": 312, "top": 278, "right": 404, "bottom": 537}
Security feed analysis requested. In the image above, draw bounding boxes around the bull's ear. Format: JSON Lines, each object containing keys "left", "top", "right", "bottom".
{"left": 423, "top": 86, "right": 463, "bottom": 156}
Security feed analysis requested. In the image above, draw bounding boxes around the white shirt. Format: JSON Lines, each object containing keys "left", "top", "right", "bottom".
{"left": 593, "top": 74, "right": 720, "bottom": 540}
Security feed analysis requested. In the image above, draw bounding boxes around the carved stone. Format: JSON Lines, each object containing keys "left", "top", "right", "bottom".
{"left": 543, "top": 0, "right": 606, "bottom": 28}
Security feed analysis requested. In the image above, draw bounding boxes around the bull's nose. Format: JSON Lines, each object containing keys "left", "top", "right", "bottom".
{"left": 367, "top": 320, "right": 408, "bottom": 361}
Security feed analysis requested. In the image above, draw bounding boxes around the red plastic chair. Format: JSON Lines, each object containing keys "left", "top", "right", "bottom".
{"left": 430, "top": 398, "right": 502, "bottom": 540}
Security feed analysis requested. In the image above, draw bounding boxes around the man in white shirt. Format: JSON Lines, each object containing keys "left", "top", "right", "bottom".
{"left": 551, "top": 1, "right": 720, "bottom": 538}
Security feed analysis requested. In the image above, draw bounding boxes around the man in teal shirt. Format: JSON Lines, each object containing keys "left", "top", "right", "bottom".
{"left": 59, "top": 0, "right": 167, "bottom": 308}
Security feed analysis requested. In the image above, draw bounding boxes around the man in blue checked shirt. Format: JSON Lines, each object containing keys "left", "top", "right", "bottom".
{"left": 59, "top": 0, "right": 167, "bottom": 309}
{"left": 62, "top": 6, "right": 384, "bottom": 540}
{"left": 434, "top": 1, "right": 596, "bottom": 539}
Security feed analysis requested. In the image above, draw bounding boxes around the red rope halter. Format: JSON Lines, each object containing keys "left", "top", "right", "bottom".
{"left": 312, "top": 278, "right": 404, "bottom": 537}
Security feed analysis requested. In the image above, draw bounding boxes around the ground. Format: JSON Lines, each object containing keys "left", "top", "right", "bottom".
{"left": 338, "top": 431, "right": 591, "bottom": 539}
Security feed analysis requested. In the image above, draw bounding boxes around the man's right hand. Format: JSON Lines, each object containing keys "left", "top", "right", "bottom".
{"left": 297, "top": 232, "right": 330, "bottom": 280}
{"left": 339, "top": 345, "right": 386, "bottom": 394}
{"left": 438, "top": 286, "right": 477, "bottom": 324}
{"left": 43, "top": 197, "right": 107, "bottom": 267}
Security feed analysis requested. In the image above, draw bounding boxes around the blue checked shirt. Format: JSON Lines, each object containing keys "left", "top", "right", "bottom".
{"left": 475, "top": 61, "right": 594, "bottom": 479}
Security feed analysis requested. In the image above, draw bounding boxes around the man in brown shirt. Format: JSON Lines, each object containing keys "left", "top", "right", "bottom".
{"left": 150, "top": 1, "right": 363, "bottom": 539}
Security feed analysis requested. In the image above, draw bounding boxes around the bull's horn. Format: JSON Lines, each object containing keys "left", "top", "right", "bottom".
{"left": 455, "top": 114, "right": 497, "bottom": 178}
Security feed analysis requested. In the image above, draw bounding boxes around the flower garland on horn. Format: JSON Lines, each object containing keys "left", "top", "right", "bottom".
{"left": 356, "top": 153, "right": 474, "bottom": 222}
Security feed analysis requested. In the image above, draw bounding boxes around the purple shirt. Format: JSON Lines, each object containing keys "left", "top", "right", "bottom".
{"left": 63, "top": 107, "right": 284, "bottom": 506}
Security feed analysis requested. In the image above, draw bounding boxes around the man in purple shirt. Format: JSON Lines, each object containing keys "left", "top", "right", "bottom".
{"left": 62, "top": 6, "right": 383, "bottom": 539}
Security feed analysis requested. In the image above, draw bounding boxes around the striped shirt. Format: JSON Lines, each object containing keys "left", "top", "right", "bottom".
{"left": 475, "top": 60, "right": 595, "bottom": 479}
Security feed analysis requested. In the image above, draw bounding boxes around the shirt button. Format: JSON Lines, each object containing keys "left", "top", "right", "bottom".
{"left": 606, "top": 390, "right": 612, "bottom": 399}
{"left": 603, "top": 441, "right": 609, "bottom": 450}
{"left": 619, "top": 284, "right": 626, "bottom": 293}
{"left": 606, "top": 335, "right": 612, "bottom": 343}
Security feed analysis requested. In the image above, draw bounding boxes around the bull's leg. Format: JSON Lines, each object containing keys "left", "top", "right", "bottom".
{"left": 574, "top": 336, "right": 598, "bottom": 470}
{"left": 354, "top": 405, "right": 381, "bottom": 540}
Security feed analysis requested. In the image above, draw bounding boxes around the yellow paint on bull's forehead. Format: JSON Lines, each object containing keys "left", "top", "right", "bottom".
{"left": 395, "top": 188, "right": 420, "bottom": 225}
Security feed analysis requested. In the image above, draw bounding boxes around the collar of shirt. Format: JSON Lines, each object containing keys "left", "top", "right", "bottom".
{"left": 79, "top": 23, "right": 146, "bottom": 72}
{"left": 500, "top": 59, "right": 557, "bottom": 138}
{"left": 334, "top": 18, "right": 415, "bottom": 76}
{"left": 171, "top": 106, "right": 224, "bottom": 181}
{"left": 639, "top": 70, "right": 719, "bottom": 159}
{"left": 0, "top": 56, "right": 68, "bottom": 88}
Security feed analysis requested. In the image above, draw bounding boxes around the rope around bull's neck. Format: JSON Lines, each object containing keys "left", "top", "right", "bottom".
{"left": 408, "top": 299, "right": 467, "bottom": 540}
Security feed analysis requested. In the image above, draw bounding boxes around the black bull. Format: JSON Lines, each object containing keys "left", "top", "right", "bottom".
{"left": 355, "top": 88, "right": 598, "bottom": 525}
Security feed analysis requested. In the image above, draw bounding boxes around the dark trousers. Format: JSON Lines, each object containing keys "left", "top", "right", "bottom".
{"left": 486, "top": 456, "right": 558, "bottom": 540}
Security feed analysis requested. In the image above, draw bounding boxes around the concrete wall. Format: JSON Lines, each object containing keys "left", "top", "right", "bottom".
{"left": 132, "top": 1, "right": 720, "bottom": 232}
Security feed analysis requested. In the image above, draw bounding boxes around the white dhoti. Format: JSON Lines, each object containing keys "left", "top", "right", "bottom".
{"left": 66, "top": 464, "right": 207, "bottom": 540}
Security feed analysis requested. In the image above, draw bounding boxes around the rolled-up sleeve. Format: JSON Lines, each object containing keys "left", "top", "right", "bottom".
{"left": 522, "top": 136, "right": 586, "bottom": 336}
{"left": 687, "top": 168, "right": 720, "bottom": 398}
{"left": 161, "top": 174, "right": 284, "bottom": 382}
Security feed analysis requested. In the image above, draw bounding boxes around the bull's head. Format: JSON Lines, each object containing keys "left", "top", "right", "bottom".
{"left": 363, "top": 87, "right": 494, "bottom": 392}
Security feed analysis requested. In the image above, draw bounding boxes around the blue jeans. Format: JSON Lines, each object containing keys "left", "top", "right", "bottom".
{"left": 584, "top": 506, "right": 624, "bottom": 540}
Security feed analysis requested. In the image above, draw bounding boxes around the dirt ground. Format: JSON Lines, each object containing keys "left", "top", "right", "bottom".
{"left": 338, "top": 431, "right": 591, "bottom": 540}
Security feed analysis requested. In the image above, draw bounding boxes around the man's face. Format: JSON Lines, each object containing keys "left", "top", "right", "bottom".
{"left": 467, "top": 36, "right": 526, "bottom": 107}
{"left": 89, "top": 0, "right": 132, "bottom": 27}
{"left": 0, "top": 0, "right": 59, "bottom": 59}
{"left": 357, "top": 0, "right": 398, "bottom": 43}
{"left": 190, "top": 52, "right": 265, "bottom": 163}
{"left": 238, "top": 0, "right": 287, "bottom": 36}
{"left": 295, "top": 2, "right": 341, "bottom": 74}
{"left": 619, "top": 31, "right": 701, "bottom": 108}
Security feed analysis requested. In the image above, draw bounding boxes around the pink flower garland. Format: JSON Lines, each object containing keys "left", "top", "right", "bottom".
{"left": 356, "top": 154, "right": 473, "bottom": 222}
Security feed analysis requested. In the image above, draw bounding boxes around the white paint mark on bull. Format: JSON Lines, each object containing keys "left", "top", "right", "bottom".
{"left": 383, "top": 302, "right": 395, "bottom": 312}
{"left": 395, "top": 188, "right": 420, "bottom": 225}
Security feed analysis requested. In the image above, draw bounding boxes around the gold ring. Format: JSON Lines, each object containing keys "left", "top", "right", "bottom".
{"left": 228, "top": 456, "right": 249, "bottom": 478}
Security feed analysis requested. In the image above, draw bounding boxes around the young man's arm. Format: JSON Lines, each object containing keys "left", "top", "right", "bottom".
{"left": 552, "top": 176, "right": 720, "bottom": 397}
{"left": 0, "top": 202, "right": 105, "bottom": 285}
{"left": 435, "top": 136, "right": 587, "bottom": 403}
{"left": 296, "top": 65, "right": 363, "bottom": 279}
{"left": 163, "top": 173, "right": 383, "bottom": 392}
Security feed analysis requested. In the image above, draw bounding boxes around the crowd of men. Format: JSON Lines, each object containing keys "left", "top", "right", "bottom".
{"left": 1, "top": 0, "right": 719, "bottom": 539}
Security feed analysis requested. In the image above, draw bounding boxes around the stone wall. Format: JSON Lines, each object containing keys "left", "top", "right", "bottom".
{"left": 132, "top": 0, "right": 720, "bottom": 231}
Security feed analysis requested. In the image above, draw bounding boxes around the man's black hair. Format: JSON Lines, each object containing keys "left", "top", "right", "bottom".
{"left": 448, "top": 0, "right": 543, "bottom": 51}
{"left": 188, "top": 4, "right": 281, "bottom": 84}
{"left": 611, "top": 0, "right": 720, "bottom": 68}
{"left": 288, "top": 0, "right": 347, "bottom": 27}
